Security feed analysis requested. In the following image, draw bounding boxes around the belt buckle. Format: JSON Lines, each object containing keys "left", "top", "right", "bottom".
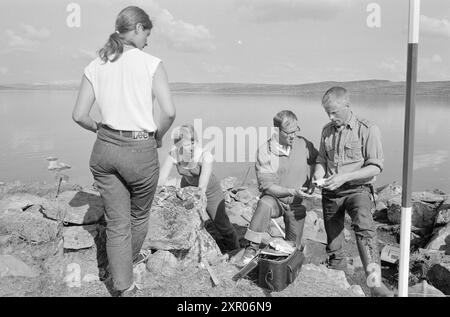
{"left": 132, "top": 131, "right": 150, "bottom": 140}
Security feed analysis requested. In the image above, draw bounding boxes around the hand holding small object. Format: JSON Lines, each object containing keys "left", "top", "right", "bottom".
{"left": 323, "top": 174, "right": 350, "bottom": 191}
{"left": 294, "top": 188, "right": 315, "bottom": 198}
{"left": 312, "top": 178, "right": 326, "bottom": 187}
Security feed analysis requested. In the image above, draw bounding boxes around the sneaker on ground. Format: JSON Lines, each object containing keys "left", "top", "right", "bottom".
{"left": 120, "top": 282, "right": 140, "bottom": 297}
{"left": 133, "top": 249, "right": 152, "bottom": 266}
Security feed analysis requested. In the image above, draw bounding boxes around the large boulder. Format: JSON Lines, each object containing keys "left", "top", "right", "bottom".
{"left": 63, "top": 225, "right": 99, "bottom": 250}
{"left": 146, "top": 250, "right": 179, "bottom": 277}
{"left": 0, "top": 181, "right": 82, "bottom": 201}
{"left": 409, "top": 280, "right": 446, "bottom": 297}
{"left": 0, "top": 208, "right": 58, "bottom": 243}
{"left": 0, "top": 193, "right": 48, "bottom": 215}
{"left": 427, "top": 262, "right": 450, "bottom": 295}
{"left": 143, "top": 187, "right": 215, "bottom": 254}
{"left": 380, "top": 183, "right": 448, "bottom": 228}
{"left": 409, "top": 249, "right": 449, "bottom": 284}
{"left": 376, "top": 183, "right": 402, "bottom": 203}
{"left": 297, "top": 264, "right": 365, "bottom": 297}
{"left": 182, "top": 228, "right": 224, "bottom": 265}
{"left": 387, "top": 196, "right": 438, "bottom": 228}
{"left": 426, "top": 222, "right": 450, "bottom": 254}
{"left": 41, "top": 190, "right": 104, "bottom": 225}
{"left": 145, "top": 186, "right": 224, "bottom": 265}
{"left": 412, "top": 191, "right": 448, "bottom": 204}
{"left": 0, "top": 255, "right": 39, "bottom": 278}
{"left": 0, "top": 235, "right": 11, "bottom": 246}
{"left": 436, "top": 206, "right": 450, "bottom": 226}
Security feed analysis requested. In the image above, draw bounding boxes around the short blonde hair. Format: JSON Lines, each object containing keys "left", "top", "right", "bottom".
{"left": 322, "top": 87, "right": 350, "bottom": 107}
{"left": 273, "top": 110, "right": 298, "bottom": 129}
{"left": 172, "top": 125, "right": 197, "bottom": 146}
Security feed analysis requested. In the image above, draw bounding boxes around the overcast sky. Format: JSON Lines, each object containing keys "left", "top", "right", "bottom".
{"left": 1, "top": 0, "right": 450, "bottom": 84}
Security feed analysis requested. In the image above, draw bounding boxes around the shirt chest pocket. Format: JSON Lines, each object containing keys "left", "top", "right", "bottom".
{"left": 344, "top": 140, "right": 363, "bottom": 163}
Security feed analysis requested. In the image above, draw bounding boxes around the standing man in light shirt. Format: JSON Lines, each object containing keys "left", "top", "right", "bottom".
{"left": 72, "top": 6, "right": 176, "bottom": 296}
{"left": 311, "top": 87, "right": 393, "bottom": 297}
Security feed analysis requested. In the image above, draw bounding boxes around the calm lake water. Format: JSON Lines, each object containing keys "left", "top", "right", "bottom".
{"left": 0, "top": 90, "right": 449, "bottom": 192}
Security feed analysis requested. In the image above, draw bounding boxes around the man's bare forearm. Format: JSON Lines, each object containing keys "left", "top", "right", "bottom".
{"left": 344, "top": 165, "right": 381, "bottom": 183}
{"left": 265, "top": 184, "right": 295, "bottom": 198}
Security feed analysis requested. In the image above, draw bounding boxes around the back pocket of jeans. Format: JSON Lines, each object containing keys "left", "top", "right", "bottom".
{"left": 89, "top": 140, "right": 107, "bottom": 169}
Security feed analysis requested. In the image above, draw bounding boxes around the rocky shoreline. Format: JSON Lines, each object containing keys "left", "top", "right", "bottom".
{"left": 0, "top": 179, "right": 449, "bottom": 297}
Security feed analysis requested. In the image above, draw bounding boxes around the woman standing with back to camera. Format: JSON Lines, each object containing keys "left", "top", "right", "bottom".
{"left": 72, "top": 6, "right": 176, "bottom": 296}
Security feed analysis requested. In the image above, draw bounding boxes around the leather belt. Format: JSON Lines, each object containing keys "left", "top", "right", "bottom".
{"left": 100, "top": 124, "right": 155, "bottom": 140}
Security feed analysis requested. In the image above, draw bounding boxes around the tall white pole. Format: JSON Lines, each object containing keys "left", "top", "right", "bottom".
{"left": 398, "top": 0, "right": 420, "bottom": 298}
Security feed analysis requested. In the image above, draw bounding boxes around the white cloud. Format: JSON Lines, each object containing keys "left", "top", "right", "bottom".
{"left": 4, "top": 23, "right": 51, "bottom": 51}
{"left": 156, "top": 9, "right": 216, "bottom": 53}
{"left": 380, "top": 54, "right": 448, "bottom": 82}
{"left": 20, "top": 24, "right": 51, "bottom": 39}
{"left": 102, "top": 0, "right": 216, "bottom": 53}
{"left": 0, "top": 66, "right": 8, "bottom": 75}
{"left": 379, "top": 58, "right": 405, "bottom": 80}
{"left": 431, "top": 54, "right": 443, "bottom": 63}
{"left": 420, "top": 15, "right": 450, "bottom": 38}
{"left": 73, "top": 49, "right": 97, "bottom": 60}
{"left": 235, "top": 0, "right": 356, "bottom": 23}
{"left": 4, "top": 30, "right": 36, "bottom": 50}
{"left": 418, "top": 54, "right": 449, "bottom": 81}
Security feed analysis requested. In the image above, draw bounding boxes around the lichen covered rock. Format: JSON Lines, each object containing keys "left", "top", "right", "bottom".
{"left": 41, "top": 190, "right": 104, "bottom": 225}
{"left": 0, "top": 208, "right": 58, "bottom": 243}
{"left": 63, "top": 225, "right": 99, "bottom": 250}
{"left": 143, "top": 187, "right": 204, "bottom": 251}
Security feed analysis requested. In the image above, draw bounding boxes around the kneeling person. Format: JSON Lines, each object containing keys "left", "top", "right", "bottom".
{"left": 241, "top": 110, "right": 318, "bottom": 265}
{"left": 158, "top": 125, "right": 240, "bottom": 252}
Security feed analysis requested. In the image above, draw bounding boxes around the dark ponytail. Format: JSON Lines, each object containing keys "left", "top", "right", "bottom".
{"left": 99, "top": 6, "right": 153, "bottom": 63}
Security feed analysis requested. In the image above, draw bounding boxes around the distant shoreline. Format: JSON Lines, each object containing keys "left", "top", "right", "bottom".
{"left": 1, "top": 80, "right": 449, "bottom": 96}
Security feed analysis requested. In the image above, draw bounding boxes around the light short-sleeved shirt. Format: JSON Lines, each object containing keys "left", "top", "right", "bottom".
{"left": 84, "top": 48, "right": 161, "bottom": 132}
{"left": 169, "top": 145, "right": 214, "bottom": 186}
{"left": 316, "top": 111, "right": 384, "bottom": 186}
{"left": 256, "top": 135, "right": 318, "bottom": 207}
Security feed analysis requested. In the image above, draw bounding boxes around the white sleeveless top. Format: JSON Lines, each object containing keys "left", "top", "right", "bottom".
{"left": 84, "top": 48, "right": 161, "bottom": 132}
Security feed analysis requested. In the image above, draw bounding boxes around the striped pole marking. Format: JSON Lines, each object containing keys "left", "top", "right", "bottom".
{"left": 398, "top": 0, "right": 420, "bottom": 298}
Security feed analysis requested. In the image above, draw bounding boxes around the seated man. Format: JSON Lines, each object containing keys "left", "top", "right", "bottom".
{"left": 241, "top": 110, "right": 318, "bottom": 265}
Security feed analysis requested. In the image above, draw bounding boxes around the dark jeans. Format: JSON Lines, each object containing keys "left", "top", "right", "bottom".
{"left": 322, "top": 185, "right": 376, "bottom": 262}
{"left": 180, "top": 176, "right": 239, "bottom": 251}
{"left": 244, "top": 195, "right": 306, "bottom": 247}
{"left": 89, "top": 127, "right": 159, "bottom": 291}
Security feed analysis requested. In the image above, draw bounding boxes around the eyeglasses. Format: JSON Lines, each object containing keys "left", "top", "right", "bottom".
{"left": 280, "top": 126, "right": 301, "bottom": 136}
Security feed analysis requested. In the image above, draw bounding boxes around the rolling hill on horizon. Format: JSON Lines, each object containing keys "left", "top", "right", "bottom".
{"left": 1, "top": 79, "right": 449, "bottom": 96}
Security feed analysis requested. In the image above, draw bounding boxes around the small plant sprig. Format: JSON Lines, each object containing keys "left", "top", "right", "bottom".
{"left": 46, "top": 157, "right": 71, "bottom": 256}
{"left": 47, "top": 157, "right": 71, "bottom": 198}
